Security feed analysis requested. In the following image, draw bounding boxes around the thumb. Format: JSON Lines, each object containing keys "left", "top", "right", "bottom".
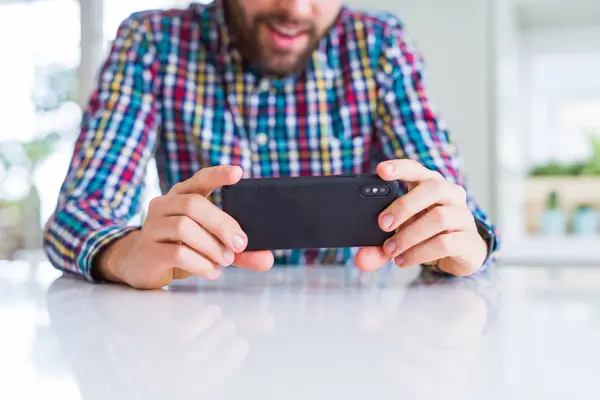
{"left": 234, "top": 251, "right": 274, "bottom": 272}
{"left": 171, "top": 165, "right": 243, "bottom": 197}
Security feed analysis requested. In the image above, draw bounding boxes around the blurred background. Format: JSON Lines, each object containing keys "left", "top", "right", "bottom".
{"left": 0, "top": 0, "right": 599, "bottom": 266}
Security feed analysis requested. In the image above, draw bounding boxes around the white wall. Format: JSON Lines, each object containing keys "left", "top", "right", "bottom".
{"left": 494, "top": 0, "right": 527, "bottom": 244}
{"left": 345, "top": 0, "right": 496, "bottom": 217}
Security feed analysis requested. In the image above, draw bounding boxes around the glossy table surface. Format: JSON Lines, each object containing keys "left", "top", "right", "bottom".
{"left": 1, "top": 260, "right": 600, "bottom": 400}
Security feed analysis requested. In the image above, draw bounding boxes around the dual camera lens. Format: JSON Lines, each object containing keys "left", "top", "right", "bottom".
{"left": 360, "top": 184, "right": 391, "bottom": 197}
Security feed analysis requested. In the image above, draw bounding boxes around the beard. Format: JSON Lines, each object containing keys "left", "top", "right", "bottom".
{"left": 225, "top": 0, "right": 323, "bottom": 78}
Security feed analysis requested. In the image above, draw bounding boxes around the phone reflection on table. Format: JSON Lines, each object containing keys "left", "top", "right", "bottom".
{"left": 46, "top": 267, "right": 496, "bottom": 400}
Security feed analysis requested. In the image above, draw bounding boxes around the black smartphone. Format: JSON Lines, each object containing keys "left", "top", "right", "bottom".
{"left": 222, "top": 174, "right": 401, "bottom": 251}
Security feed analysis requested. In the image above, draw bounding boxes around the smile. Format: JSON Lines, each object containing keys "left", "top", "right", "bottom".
{"left": 269, "top": 24, "right": 307, "bottom": 37}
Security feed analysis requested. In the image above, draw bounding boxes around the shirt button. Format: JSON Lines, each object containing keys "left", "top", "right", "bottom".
{"left": 258, "top": 79, "right": 270, "bottom": 91}
{"left": 256, "top": 133, "right": 269, "bottom": 147}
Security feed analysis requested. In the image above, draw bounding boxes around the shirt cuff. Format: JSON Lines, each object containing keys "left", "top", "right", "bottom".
{"left": 473, "top": 217, "right": 498, "bottom": 272}
{"left": 75, "top": 225, "right": 142, "bottom": 282}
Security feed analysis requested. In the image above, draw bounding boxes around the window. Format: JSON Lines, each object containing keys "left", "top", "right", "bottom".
{"left": 0, "top": 0, "right": 81, "bottom": 258}
{"left": 497, "top": 21, "right": 600, "bottom": 264}
{"left": 527, "top": 53, "right": 600, "bottom": 166}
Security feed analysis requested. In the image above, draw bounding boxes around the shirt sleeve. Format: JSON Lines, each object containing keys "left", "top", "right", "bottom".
{"left": 373, "top": 19, "right": 499, "bottom": 274}
{"left": 43, "top": 14, "right": 161, "bottom": 282}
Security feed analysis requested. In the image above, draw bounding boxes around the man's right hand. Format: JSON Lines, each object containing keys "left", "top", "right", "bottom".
{"left": 96, "top": 165, "right": 274, "bottom": 289}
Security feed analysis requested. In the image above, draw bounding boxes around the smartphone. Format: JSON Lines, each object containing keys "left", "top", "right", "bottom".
{"left": 221, "top": 174, "right": 401, "bottom": 251}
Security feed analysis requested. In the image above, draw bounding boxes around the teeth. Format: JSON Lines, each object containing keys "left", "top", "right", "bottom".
{"left": 272, "top": 25, "right": 301, "bottom": 36}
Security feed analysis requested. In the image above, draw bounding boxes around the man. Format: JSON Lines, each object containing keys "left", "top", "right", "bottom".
{"left": 44, "top": 0, "right": 498, "bottom": 289}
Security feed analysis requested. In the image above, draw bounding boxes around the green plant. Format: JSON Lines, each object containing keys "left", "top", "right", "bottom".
{"left": 576, "top": 203, "right": 594, "bottom": 211}
{"left": 529, "top": 134, "right": 600, "bottom": 177}
{"left": 546, "top": 191, "right": 560, "bottom": 210}
{"left": 529, "top": 161, "right": 584, "bottom": 177}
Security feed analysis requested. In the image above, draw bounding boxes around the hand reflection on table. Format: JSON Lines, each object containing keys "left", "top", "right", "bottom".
{"left": 46, "top": 278, "right": 250, "bottom": 400}
{"left": 46, "top": 268, "right": 495, "bottom": 400}
{"left": 378, "top": 275, "right": 492, "bottom": 400}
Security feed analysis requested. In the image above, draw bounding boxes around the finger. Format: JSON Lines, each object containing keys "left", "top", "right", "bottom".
{"left": 383, "top": 206, "right": 473, "bottom": 258}
{"left": 170, "top": 165, "right": 243, "bottom": 197}
{"left": 159, "top": 243, "right": 222, "bottom": 280}
{"left": 185, "top": 333, "right": 249, "bottom": 393}
{"left": 204, "top": 335, "right": 250, "bottom": 386}
{"left": 389, "top": 288, "right": 486, "bottom": 347}
{"left": 168, "top": 304, "right": 224, "bottom": 343}
{"left": 152, "top": 194, "right": 248, "bottom": 253}
{"left": 172, "top": 268, "right": 193, "bottom": 280}
{"left": 354, "top": 246, "right": 391, "bottom": 272}
{"left": 90, "top": 290, "right": 224, "bottom": 341}
{"left": 376, "top": 159, "right": 443, "bottom": 183}
{"left": 395, "top": 232, "right": 467, "bottom": 268}
{"left": 234, "top": 251, "right": 275, "bottom": 272}
{"left": 231, "top": 312, "right": 277, "bottom": 334}
{"left": 184, "top": 318, "right": 237, "bottom": 367}
{"left": 150, "top": 216, "right": 235, "bottom": 266}
{"left": 379, "top": 179, "right": 467, "bottom": 232}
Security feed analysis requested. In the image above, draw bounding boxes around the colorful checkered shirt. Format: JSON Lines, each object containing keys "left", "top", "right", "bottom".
{"left": 43, "top": 1, "right": 498, "bottom": 281}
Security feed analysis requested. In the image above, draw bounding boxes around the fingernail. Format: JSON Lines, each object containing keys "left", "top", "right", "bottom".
{"left": 386, "top": 163, "right": 395, "bottom": 173}
{"left": 208, "top": 269, "right": 222, "bottom": 280}
{"left": 223, "top": 250, "right": 235, "bottom": 266}
{"left": 395, "top": 256, "right": 405, "bottom": 267}
{"left": 232, "top": 235, "right": 246, "bottom": 251}
{"left": 381, "top": 214, "right": 394, "bottom": 230}
{"left": 384, "top": 239, "right": 397, "bottom": 256}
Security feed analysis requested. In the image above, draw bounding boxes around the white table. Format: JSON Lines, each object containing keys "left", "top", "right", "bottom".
{"left": 1, "top": 261, "right": 600, "bottom": 400}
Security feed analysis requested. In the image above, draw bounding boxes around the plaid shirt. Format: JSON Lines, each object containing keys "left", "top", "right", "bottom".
{"left": 43, "top": 1, "right": 498, "bottom": 281}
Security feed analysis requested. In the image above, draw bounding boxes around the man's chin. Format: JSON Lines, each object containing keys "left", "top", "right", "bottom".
{"left": 261, "top": 56, "right": 308, "bottom": 78}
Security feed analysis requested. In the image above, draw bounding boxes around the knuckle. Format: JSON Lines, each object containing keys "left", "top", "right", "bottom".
{"left": 431, "top": 170, "right": 444, "bottom": 180}
{"left": 430, "top": 177, "right": 446, "bottom": 190}
{"left": 455, "top": 185, "right": 468, "bottom": 202}
{"left": 147, "top": 196, "right": 162, "bottom": 214}
{"left": 181, "top": 195, "right": 200, "bottom": 216}
{"left": 430, "top": 178, "right": 450, "bottom": 199}
{"left": 193, "top": 167, "right": 208, "bottom": 180}
{"left": 205, "top": 210, "right": 239, "bottom": 238}
{"left": 195, "top": 166, "right": 223, "bottom": 180}
{"left": 170, "top": 182, "right": 184, "bottom": 193}
{"left": 438, "top": 235, "right": 454, "bottom": 254}
{"left": 174, "top": 217, "right": 189, "bottom": 237}
{"left": 431, "top": 207, "right": 448, "bottom": 226}
{"left": 407, "top": 159, "right": 422, "bottom": 171}
{"left": 172, "top": 245, "right": 188, "bottom": 265}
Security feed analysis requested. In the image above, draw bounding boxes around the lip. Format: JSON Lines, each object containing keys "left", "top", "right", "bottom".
{"left": 268, "top": 23, "right": 308, "bottom": 36}
{"left": 265, "top": 23, "right": 309, "bottom": 52}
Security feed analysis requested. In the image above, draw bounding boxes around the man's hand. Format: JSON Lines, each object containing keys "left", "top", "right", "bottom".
{"left": 355, "top": 160, "right": 488, "bottom": 277}
{"left": 97, "top": 165, "right": 274, "bottom": 289}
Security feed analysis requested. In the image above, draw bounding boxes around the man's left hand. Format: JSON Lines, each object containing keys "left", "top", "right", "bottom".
{"left": 355, "top": 160, "right": 488, "bottom": 277}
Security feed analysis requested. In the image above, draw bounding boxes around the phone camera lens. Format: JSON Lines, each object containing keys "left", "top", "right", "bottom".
{"left": 361, "top": 185, "right": 391, "bottom": 197}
